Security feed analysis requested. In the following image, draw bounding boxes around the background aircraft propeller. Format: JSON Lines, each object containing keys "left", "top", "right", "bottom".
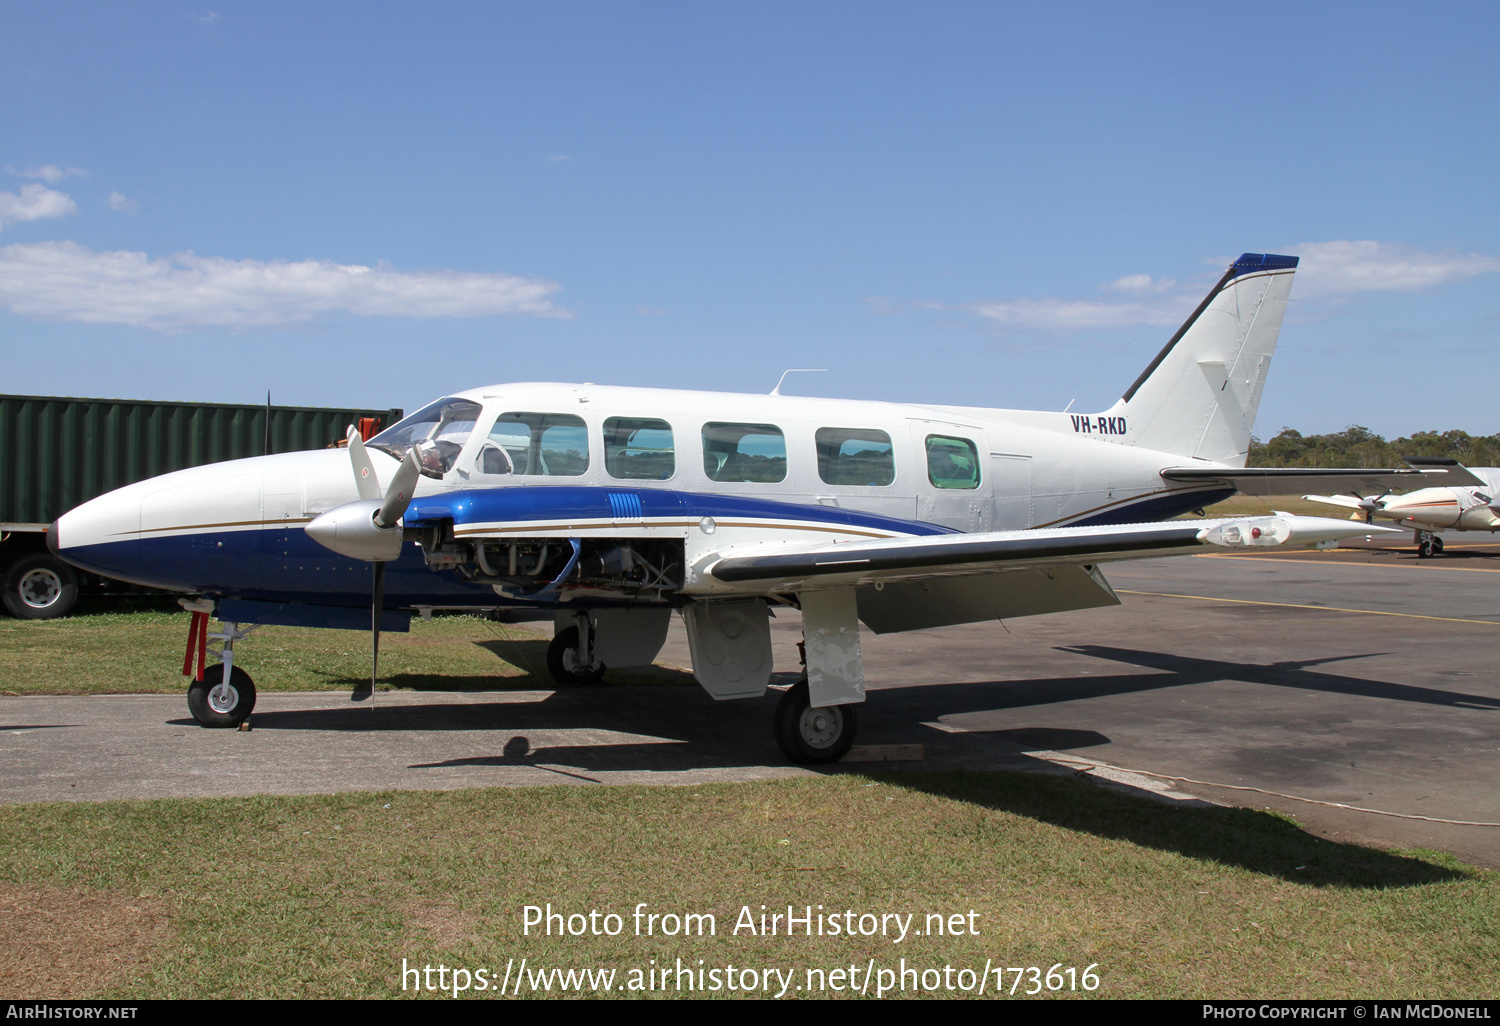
{"left": 1356, "top": 489, "right": 1392, "bottom": 525}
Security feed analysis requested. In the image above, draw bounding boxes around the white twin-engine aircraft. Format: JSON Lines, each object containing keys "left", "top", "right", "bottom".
{"left": 1303, "top": 465, "right": 1500, "bottom": 558}
{"left": 58, "top": 252, "right": 1450, "bottom": 762}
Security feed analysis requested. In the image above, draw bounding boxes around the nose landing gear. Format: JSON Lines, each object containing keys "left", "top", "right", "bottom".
{"left": 180, "top": 599, "right": 260, "bottom": 727}
{"left": 188, "top": 664, "right": 257, "bottom": 727}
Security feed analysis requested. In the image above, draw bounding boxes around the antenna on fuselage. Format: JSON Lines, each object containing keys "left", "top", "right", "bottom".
{"left": 770, "top": 369, "right": 827, "bottom": 396}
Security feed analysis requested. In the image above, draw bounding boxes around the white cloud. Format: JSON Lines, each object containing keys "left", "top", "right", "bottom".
{"left": 1286, "top": 240, "right": 1500, "bottom": 298}
{"left": 0, "top": 185, "right": 78, "bottom": 229}
{"left": 108, "top": 191, "right": 139, "bottom": 214}
{"left": 965, "top": 296, "right": 1181, "bottom": 332}
{"left": 0, "top": 241, "right": 568, "bottom": 330}
{"left": 8, "top": 165, "right": 87, "bottom": 182}
{"left": 960, "top": 241, "right": 1500, "bottom": 335}
{"left": 1102, "top": 273, "right": 1176, "bottom": 294}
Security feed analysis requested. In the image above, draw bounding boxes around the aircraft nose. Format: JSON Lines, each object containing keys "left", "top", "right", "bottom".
{"left": 46, "top": 520, "right": 60, "bottom": 557}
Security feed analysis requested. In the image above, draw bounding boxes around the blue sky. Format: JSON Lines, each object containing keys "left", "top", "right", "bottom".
{"left": 3, "top": 2, "right": 1497, "bottom": 438}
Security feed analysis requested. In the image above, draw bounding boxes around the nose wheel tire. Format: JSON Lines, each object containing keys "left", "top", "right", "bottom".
{"left": 774, "top": 680, "right": 858, "bottom": 764}
{"left": 3, "top": 554, "right": 79, "bottom": 620}
{"left": 546, "top": 627, "right": 606, "bottom": 686}
{"left": 187, "top": 664, "right": 257, "bottom": 727}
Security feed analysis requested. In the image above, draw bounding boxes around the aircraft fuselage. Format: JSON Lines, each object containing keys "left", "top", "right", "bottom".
{"left": 53, "top": 382, "right": 1235, "bottom": 610}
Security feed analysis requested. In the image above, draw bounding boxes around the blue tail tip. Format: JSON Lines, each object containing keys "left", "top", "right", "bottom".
{"left": 1232, "top": 252, "right": 1299, "bottom": 276}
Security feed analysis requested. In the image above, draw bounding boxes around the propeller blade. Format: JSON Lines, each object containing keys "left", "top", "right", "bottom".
{"left": 370, "top": 560, "right": 385, "bottom": 704}
{"left": 375, "top": 448, "right": 421, "bottom": 530}
{"left": 347, "top": 425, "right": 382, "bottom": 502}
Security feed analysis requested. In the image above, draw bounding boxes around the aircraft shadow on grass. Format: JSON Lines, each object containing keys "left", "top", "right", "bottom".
{"left": 887, "top": 770, "right": 1468, "bottom": 890}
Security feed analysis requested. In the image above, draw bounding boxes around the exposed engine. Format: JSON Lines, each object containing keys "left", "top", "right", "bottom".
{"left": 412, "top": 524, "right": 683, "bottom": 598}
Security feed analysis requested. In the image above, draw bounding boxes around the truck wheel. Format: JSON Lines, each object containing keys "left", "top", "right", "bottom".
{"left": 3, "top": 554, "right": 79, "bottom": 620}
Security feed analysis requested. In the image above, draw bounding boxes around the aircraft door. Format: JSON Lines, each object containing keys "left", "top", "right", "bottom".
{"left": 989, "top": 454, "right": 1033, "bottom": 530}
{"left": 908, "top": 423, "right": 993, "bottom": 532}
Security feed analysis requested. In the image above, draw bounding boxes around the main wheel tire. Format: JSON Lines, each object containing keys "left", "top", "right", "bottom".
{"left": 546, "top": 627, "right": 606, "bottom": 686}
{"left": 187, "top": 664, "right": 257, "bottom": 727}
{"left": 2, "top": 554, "right": 79, "bottom": 620}
{"left": 1432, "top": 537, "right": 1445, "bottom": 554}
{"left": 1418, "top": 540, "right": 1434, "bottom": 559}
{"left": 773, "top": 680, "right": 858, "bottom": 764}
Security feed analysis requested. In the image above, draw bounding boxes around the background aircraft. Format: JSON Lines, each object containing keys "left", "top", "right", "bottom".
{"left": 1304, "top": 462, "right": 1500, "bottom": 557}
{"left": 53, "top": 253, "right": 1411, "bottom": 761}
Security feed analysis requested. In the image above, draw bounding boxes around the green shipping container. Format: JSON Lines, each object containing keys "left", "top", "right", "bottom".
{"left": 0, "top": 394, "right": 404, "bottom": 527}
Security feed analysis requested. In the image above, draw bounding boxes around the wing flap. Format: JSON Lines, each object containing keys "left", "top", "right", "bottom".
{"left": 855, "top": 565, "right": 1120, "bottom": 633}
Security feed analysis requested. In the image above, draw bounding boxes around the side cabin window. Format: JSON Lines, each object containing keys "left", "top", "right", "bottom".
{"left": 489, "top": 412, "right": 589, "bottom": 476}
{"left": 702, "top": 423, "right": 786, "bottom": 483}
{"left": 604, "top": 417, "right": 675, "bottom": 480}
{"left": 926, "top": 434, "right": 981, "bottom": 490}
{"left": 816, "top": 428, "right": 894, "bottom": 486}
{"left": 367, "top": 398, "right": 482, "bottom": 479}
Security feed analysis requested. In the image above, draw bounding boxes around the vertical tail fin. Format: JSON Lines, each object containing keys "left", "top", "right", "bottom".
{"left": 1108, "top": 253, "right": 1298, "bottom": 466}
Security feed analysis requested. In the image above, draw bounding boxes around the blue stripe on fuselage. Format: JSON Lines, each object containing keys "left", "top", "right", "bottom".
{"left": 1065, "top": 488, "right": 1237, "bottom": 527}
{"left": 407, "top": 486, "right": 957, "bottom": 537}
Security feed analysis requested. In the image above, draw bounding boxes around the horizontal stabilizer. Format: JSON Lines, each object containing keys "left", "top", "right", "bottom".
{"left": 1398, "top": 458, "right": 1487, "bottom": 488}
{"left": 1160, "top": 465, "right": 1482, "bottom": 495}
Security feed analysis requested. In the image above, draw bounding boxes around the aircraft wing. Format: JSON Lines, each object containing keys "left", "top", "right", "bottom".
{"left": 1161, "top": 460, "right": 1486, "bottom": 495}
{"left": 705, "top": 515, "right": 1397, "bottom": 633}
{"left": 706, "top": 515, "right": 1394, "bottom": 588}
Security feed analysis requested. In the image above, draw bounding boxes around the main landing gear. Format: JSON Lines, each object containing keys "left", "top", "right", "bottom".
{"left": 1415, "top": 530, "right": 1445, "bottom": 559}
{"left": 546, "top": 618, "right": 606, "bottom": 686}
{"left": 772, "top": 678, "right": 858, "bottom": 764}
{"left": 547, "top": 627, "right": 606, "bottom": 685}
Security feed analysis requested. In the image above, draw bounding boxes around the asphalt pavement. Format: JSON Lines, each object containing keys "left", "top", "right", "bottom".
{"left": 4, "top": 531, "right": 1499, "bottom": 866}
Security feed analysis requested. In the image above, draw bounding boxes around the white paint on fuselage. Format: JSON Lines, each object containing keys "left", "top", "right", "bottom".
{"left": 440, "top": 381, "right": 1216, "bottom": 530}
{"left": 1377, "top": 472, "right": 1500, "bottom": 532}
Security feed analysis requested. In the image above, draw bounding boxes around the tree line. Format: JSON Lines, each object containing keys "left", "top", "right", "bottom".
{"left": 1248, "top": 427, "right": 1500, "bottom": 468}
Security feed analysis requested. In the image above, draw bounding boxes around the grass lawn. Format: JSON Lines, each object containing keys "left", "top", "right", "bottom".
{"left": 0, "top": 607, "right": 692, "bottom": 696}
{"left": 0, "top": 772, "right": 1495, "bottom": 1000}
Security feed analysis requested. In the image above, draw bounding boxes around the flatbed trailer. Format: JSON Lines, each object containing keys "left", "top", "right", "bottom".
{"left": 0, "top": 394, "right": 402, "bottom": 618}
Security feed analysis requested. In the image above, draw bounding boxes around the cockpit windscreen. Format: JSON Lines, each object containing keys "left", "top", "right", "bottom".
{"left": 367, "top": 398, "right": 482, "bottom": 478}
